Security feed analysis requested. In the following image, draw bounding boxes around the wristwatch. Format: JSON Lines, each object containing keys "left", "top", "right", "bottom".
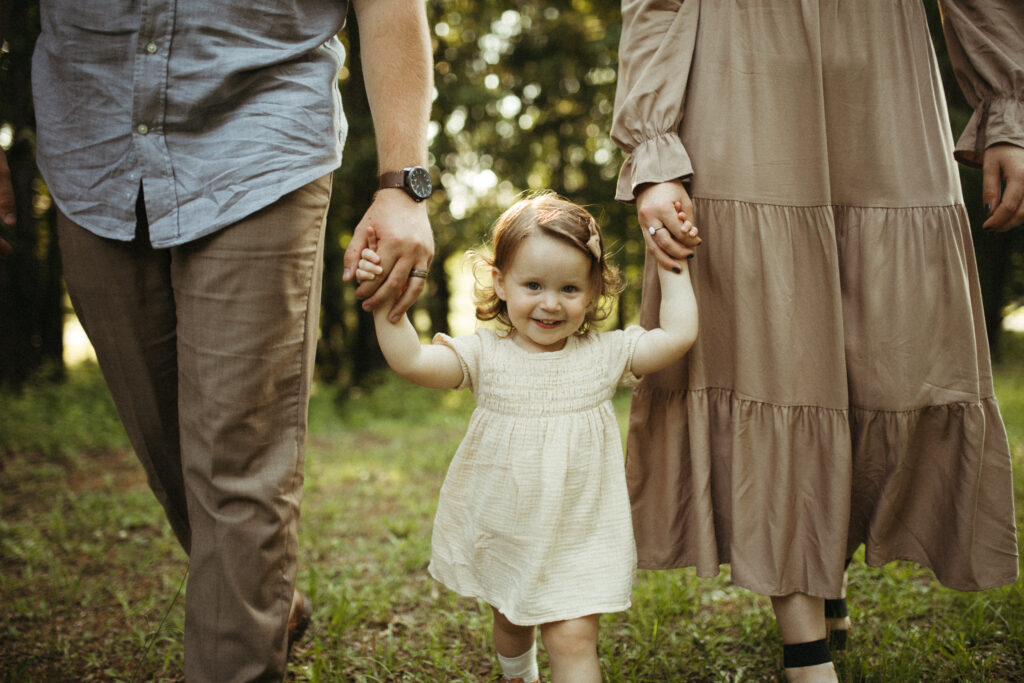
{"left": 379, "top": 166, "right": 432, "bottom": 202}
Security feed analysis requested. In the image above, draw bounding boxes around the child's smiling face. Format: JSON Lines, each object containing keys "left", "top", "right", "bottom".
{"left": 493, "top": 231, "right": 594, "bottom": 353}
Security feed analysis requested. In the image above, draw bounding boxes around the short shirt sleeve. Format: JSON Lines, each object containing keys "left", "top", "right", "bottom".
{"left": 617, "top": 325, "right": 647, "bottom": 388}
{"left": 595, "top": 325, "right": 647, "bottom": 389}
{"left": 432, "top": 330, "right": 484, "bottom": 392}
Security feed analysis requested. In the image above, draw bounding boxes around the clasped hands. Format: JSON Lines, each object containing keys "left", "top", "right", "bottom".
{"left": 637, "top": 180, "right": 702, "bottom": 271}
{"left": 343, "top": 189, "right": 435, "bottom": 323}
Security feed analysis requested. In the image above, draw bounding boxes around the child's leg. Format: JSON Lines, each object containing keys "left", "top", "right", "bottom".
{"left": 540, "top": 614, "right": 601, "bottom": 683}
{"left": 492, "top": 607, "right": 539, "bottom": 682}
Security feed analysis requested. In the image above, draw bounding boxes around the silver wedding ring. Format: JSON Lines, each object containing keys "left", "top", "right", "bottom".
{"left": 648, "top": 225, "right": 666, "bottom": 236}
{"left": 409, "top": 269, "right": 430, "bottom": 279}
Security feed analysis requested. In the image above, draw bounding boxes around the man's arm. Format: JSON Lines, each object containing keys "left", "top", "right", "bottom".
{"left": 344, "top": 0, "right": 435, "bottom": 322}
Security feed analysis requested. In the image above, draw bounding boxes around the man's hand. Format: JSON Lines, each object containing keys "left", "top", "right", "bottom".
{"left": 982, "top": 143, "right": 1024, "bottom": 232}
{"left": 0, "top": 147, "right": 15, "bottom": 258}
{"left": 346, "top": 0, "right": 434, "bottom": 320}
{"left": 343, "top": 189, "right": 434, "bottom": 322}
{"left": 636, "top": 180, "right": 701, "bottom": 271}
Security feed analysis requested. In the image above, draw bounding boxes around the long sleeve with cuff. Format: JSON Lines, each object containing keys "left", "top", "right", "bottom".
{"left": 940, "top": 0, "right": 1024, "bottom": 166}
{"left": 611, "top": 0, "right": 699, "bottom": 201}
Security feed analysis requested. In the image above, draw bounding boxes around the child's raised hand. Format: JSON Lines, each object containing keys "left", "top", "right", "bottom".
{"left": 356, "top": 250, "right": 383, "bottom": 283}
{"left": 675, "top": 200, "right": 699, "bottom": 241}
{"left": 355, "top": 227, "right": 384, "bottom": 283}
{"left": 636, "top": 180, "right": 701, "bottom": 271}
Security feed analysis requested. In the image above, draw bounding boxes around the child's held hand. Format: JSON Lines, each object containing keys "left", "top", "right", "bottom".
{"left": 675, "top": 201, "right": 700, "bottom": 242}
{"left": 355, "top": 251, "right": 383, "bottom": 283}
{"left": 637, "top": 180, "right": 702, "bottom": 272}
{"left": 355, "top": 228, "right": 384, "bottom": 284}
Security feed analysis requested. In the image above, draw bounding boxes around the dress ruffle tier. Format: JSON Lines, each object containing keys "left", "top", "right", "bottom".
{"left": 625, "top": 197, "right": 1017, "bottom": 598}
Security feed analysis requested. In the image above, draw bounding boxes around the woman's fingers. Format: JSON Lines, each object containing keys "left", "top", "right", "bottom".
{"left": 981, "top": 143, "right": 1024, "bottom": 231}
{"left": 637, "top": 180, "right": 702, "bottom": 268}
{"left": 642, "top": 223, "right": 695, "bottom": 271}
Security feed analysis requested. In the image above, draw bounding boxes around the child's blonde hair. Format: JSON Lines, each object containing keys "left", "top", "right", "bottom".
{"left": 473, "top": 191, "right": 622, "bottom": 334}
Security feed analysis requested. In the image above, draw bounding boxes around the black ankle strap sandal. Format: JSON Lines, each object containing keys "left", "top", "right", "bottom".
{"left": 824, "top": 597, "right": 848, "bottom": 650}
{"left": 783, "top": 638, "right": 832, "bottom": 668}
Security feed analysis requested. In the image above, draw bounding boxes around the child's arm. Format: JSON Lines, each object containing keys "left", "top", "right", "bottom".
{"left": 357, "top": 231, "right": 465, "bottom": 390}
{"left": 373, "top": 301, "right": 466, "bottom": 389}
{"left": 630, "top": 259, "right": 699, "bottom": 377}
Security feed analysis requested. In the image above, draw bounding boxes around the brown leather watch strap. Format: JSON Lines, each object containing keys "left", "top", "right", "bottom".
{"left": 378, "top": 170, "right": 405, "bottom": 190}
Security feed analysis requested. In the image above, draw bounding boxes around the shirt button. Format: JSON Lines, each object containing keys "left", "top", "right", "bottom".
{"left": 137, "top": 124, "right": 150, "bottom": 135}
{"left": 146, "top": 42, "right": 158, "bottom": 54}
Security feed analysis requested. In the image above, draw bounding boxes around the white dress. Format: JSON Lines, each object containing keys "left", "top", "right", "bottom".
{"left": 428, "top": 326, "right": 645, "bottom": 625}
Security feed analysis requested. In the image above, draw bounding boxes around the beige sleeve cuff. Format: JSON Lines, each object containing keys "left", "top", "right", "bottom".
{"left": 615, "top": 132, "right": 695, "bottom": 203}
{"left": 955, "top": 97, "right": 1024, "bottom": 168}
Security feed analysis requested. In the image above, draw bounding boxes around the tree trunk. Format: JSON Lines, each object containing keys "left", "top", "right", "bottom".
{"left": 0, "top": 2, "right": 65, "bottom": 388}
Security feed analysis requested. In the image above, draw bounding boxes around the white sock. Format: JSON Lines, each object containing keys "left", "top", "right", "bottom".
{"left": 498, "top": 641, "right": 538, "bottom": 681}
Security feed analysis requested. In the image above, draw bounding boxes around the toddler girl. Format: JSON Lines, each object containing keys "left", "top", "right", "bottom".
{"left": 357, "top": 191, "right": 698, "bottom": 683}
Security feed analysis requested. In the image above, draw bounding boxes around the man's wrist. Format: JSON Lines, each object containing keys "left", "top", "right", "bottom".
{"left": 378, "top": 166, "right": 432, "bottom": 202}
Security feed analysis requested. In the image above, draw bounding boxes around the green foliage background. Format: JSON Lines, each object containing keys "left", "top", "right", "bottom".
{"left": 321, "top": 1, "right": 643, "bottom": 387}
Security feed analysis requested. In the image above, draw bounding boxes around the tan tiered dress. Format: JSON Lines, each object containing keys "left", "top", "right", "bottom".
{"left": 613, "top": 0, "right": 1022, "bottom": 598}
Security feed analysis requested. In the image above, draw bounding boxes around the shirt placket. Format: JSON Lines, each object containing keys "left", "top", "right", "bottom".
{"left": 131, "top": 0, "right": 179, "bottom": 244}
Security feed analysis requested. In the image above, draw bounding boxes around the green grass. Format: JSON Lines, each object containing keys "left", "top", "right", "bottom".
{"left": 1, "top": 334, "right": 1023, "bottom": 681}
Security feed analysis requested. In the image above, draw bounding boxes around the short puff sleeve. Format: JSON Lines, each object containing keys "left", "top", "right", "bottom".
{"left": 432, "top": 332, "right": 482, "bottom": 392}
{"left": 600, "top": 325, "right": 647, "bottom": 389}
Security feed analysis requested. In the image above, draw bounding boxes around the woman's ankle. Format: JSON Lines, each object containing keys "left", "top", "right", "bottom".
{"left": 784, "top": 660, "right": 838, "bottom": 683}
{"left": 824, "top": 559, "right": 852, "bottom": 650}
{"left": 783, "top": 639, "right": 836, "bottom": 682}
{"left": 824, "top": 597, "right": 850, "bottom": 650}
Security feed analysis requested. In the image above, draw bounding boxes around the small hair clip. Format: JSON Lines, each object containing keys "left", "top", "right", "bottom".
{"left": 585, "top": 219, "right": 602, "bottom": 260}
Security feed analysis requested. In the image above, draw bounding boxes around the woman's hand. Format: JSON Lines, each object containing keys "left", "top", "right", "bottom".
{"left": 982, "top": 143, "right": 1024, "bottom": 231}
{"left": 636, "top": 180, "right": 701, "bottom": 271}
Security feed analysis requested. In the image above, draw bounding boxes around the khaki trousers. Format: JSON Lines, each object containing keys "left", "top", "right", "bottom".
{"left": 59, "top": 175, "right": 331, "bottom": 682}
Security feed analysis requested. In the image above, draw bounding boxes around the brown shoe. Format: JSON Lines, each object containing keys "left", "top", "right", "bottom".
{"left": 287, "top": 589, "right": 312, "bottom": 655}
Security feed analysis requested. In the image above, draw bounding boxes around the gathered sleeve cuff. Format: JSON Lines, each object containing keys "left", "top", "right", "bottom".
{"left": 954, "top": 98, "right": 1024, "bottom": 168}
{"left": 615, "top": 132, "right": 694, "bottom": 203}
{"left": 940, "top": 0, "right": 1024, "bottom": 167}
{"left": 611, "top": 0, "right": 700, "bottom": 202}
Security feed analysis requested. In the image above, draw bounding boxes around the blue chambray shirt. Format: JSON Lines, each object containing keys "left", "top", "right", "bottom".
{"left": 32, "top": 0, "right": 350, "bottom": 247}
